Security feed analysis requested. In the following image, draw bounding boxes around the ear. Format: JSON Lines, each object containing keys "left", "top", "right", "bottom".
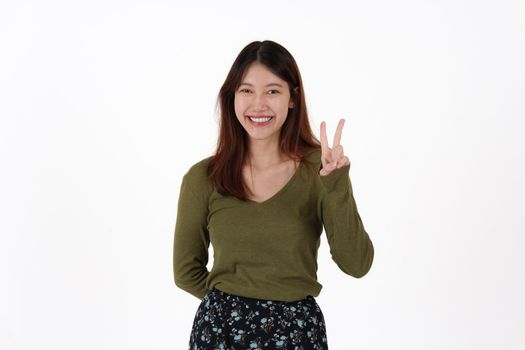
{"left": 288, "top": 100, "right": 295, "bottom": 109}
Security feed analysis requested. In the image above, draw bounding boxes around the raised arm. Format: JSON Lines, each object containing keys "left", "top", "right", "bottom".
{"left": 319, "top": 165, "right": 374, "bottom": 277}
{"left": 318, "top": 118, "right": 374, "bottom": 277}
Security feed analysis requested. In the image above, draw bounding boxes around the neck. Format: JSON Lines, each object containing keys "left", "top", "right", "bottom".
{"left": 247, "top": 137, "right": 287, "bottom": 169}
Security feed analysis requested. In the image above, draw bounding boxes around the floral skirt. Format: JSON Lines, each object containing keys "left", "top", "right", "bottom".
{"left": 188, "top": 288, "right": 328, "bottom": 349}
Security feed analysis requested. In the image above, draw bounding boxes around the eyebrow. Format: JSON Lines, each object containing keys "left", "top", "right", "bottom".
{"left": 239, "top": 82, "right": 284, "bottom": 88}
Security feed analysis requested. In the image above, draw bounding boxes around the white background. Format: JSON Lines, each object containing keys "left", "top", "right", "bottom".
{"left": 1, "top": 0, "right": 524, "bottom": 349}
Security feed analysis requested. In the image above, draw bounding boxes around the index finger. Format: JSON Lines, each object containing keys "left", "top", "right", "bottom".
{"left": 320, "top": 121, "right": 329, "bottom": 151}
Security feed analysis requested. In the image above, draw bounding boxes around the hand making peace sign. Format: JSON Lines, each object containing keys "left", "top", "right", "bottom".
{"left": 319, "top": 118, "right": 351, "bottom": 176}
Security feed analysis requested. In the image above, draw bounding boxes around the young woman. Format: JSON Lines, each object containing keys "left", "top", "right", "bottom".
{"left": 173, "top": 40, "right": 374, "bottom": 349}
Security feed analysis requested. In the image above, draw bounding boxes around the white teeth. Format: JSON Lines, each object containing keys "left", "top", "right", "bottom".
{"left": 248, "top": 116, "right": 272, "bottom": 122}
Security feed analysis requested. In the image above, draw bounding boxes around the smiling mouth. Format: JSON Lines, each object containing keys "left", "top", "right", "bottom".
{"left": 246, "top": 116, "right": 273, "bottom": 126}
{"left": 247, "top": 115, "right": 274, "bottom": 123}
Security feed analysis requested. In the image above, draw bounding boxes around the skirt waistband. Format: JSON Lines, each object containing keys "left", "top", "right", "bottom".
{"left": 204, "top": 287, "right": 316, "bottom": 307}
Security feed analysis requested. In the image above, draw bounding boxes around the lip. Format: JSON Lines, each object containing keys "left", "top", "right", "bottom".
{"left": 246, "top": 115, "right": 273, "bottom": 126}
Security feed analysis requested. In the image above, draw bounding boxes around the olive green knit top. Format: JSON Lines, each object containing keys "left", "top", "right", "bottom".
{"left": 172, "top": 148, "right": 374, "bottom": 302}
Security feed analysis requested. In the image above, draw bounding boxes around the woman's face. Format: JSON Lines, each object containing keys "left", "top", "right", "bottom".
{"left": 234, "top": 62, "right": 294, "bottom": 144}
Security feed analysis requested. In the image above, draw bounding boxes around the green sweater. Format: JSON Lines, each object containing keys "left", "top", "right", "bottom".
{"left": 173, "top": 148, "right": 374, "bottom": 302}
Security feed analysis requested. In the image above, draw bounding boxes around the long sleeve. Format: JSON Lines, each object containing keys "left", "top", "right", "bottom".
{"left": 318, "top": 164, "right": 374, "bottom": 278}
{"left": 173, "top": 173, "right": 210, "bottom": 299}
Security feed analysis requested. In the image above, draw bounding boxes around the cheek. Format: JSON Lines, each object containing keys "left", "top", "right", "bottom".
{"left": 234, "top": 98, "right": 244, "bottom": 119}
{"left": 271, "top": 98, "right": 291, "bottom": 115}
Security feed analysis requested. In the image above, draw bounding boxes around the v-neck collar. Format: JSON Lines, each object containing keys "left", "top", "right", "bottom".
{"left": 245, "top": 160, "right": 304, "bottom": 206}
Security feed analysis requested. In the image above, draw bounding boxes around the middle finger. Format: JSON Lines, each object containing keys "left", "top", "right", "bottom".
{"left": 333, "top": 118, "right": 345, "bottom": 147}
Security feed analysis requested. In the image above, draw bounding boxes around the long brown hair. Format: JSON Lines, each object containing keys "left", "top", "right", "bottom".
{"left": 208, "top": 40, "right": 321, "bottom": 201}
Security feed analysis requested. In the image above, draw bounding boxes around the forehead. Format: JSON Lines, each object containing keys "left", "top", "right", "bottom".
{"left": 240, "top": 62, "right": 287, "bottom": 87}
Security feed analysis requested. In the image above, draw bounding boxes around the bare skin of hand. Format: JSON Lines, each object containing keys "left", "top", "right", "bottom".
{"left": 319, "top": 118, "right": 351, "bottom": 176}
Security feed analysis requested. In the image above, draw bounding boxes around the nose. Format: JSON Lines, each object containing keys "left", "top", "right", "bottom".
{"left": 251, "top": 93, "right": 268, "bottom": 110}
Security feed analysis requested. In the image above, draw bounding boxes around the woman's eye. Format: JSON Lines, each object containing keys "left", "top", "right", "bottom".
{"left": 267, "top": 90, "right": 279, "bottom": 95}
{"left": 239, "top": 89, "right": 251, "bottom": 93}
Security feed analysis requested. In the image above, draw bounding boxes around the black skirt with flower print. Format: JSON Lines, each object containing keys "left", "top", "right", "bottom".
{"left": 188, "top": 288, "right": 329, "bottom": 349}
